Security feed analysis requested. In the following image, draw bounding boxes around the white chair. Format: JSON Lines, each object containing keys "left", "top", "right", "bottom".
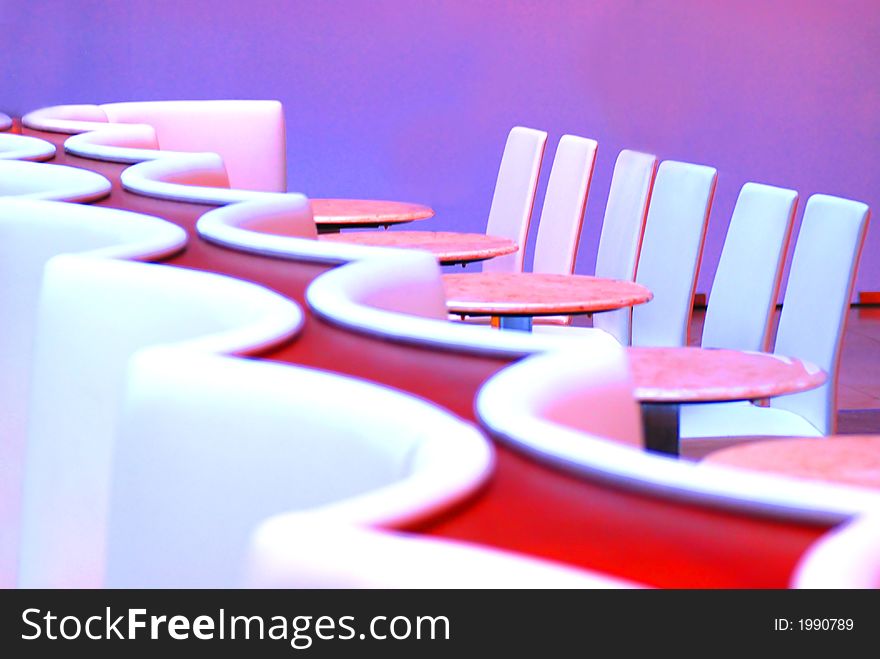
{"left": 103, "top": 350, "right": 493, "bottom": 587}
{"left": 0, "top": 134, "right": 56, "bottom": 161}
{"left": 0, "top": 160, "right": 111, "bottom": 202}
{"left": 791, "top": 515, "right": 880, "bottom": 588}
{"left": 24, "top": 101, "right": 286, "bottom": 191}
{"left": 481, "top": 126, "right": 548, "bottom": 273}
{"left": 245, "top": 519, "right": 640, "bottom": 588}
{"left": 681, "top": 194, "right": 870, "bottom": 439}
{"left": 531, "top": 135, "right": 598, "bottom": 277}
{"left": 630, "top": 160, "right": 717, "bottom": 346}
{"left": 588, "top": 150, "right": 659, "bottom": 342}
{"left": 699, "top": 183, "right": 798, "bottom": 352}
{"left": 18, "top": 257, "right": 302, "bottom": 588}
{"left": 0, "top": 200, "right": 186, "bottom": 589}
{"left": 529, "top": 134, "right": 598, "bottom": 325}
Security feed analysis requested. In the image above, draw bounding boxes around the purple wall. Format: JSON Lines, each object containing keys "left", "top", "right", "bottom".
{"left": 3, "top": 0, "right": 878, "bottom": 295}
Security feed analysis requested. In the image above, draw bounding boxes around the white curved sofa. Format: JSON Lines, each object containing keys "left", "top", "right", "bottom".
{"left": 0, "top": 200, "right": 187, "bottom": 588}
{"left": 197, "top": 196, "right": 619, "bottom": 358}
{"left": 0, "top": 134, "right": 56, "bottom": 161}
{"left": 23, "top": 100, "right": 286, "bottom": 192}
{"left": 476, "top": 347, "right": 880, "bottom": 525}
{"left": 17, "top": 257, "right": 303, "bottom": 588}
{"left": 245, "top": 519, "right": 641, "bottom": 589}
{"left": 102, "top": 349, "right": 493, "bottom": 587}
{"left": 791, "top": 515, "right": 880, "bottom": 588}
{"left": 0, "top": 160, "right": 111, "bottom": 202}
{"left": 0, "top": 112, "right": 12, "bottom": 131}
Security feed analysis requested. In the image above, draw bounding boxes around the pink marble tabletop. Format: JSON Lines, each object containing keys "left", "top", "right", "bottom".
{"left": 627, "top": 347, "right": 826, "bottom": 403}
{"left": 443, "top": 273, "right": 653, "bottom": 316}
{"left": 701, "top": 435, "right": 880, "bottom": 490}
{"left": 310, "top": 199, "right": 434, "bottom": 226}
{"left": 320, "top": 230, "right": 518, "bottom": 264}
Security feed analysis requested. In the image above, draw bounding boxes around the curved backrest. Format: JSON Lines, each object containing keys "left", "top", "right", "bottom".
{"left": 477, "top": 343, "right": 643, "bottom": 454}
{"left": 483, "top": 126, "right": 548, "bottom": 273}
{"left": 0, "top": 200, "right": 186, "bottom": 589}
{"left": 532, "top": 135, "right": 598, "bottom": 275}
{"left": 331, "top": 250, "right": 449, "bottom": 319}
{"left": 701, "top": 183, "right": 798, "bottom": 352}
{"left": 200, "top": 195, "right": 317, "bottom": 239}
{"left": 0, "top": 161, "right": 111, "bottom": 202}
{"left": 0, "top": 112, "right": 12, "bottom": 131}
{"left": 245, "top": 520, "right": 639, "bottom": 588}
{"left": 0, "top": 134, "right": 56, "bottom": 161}
{"left": 104, "top": 350, "right": 493, "bottom": 587}
{"left": 631, "top": 160, "right": 717, "bottom": 347}
{"left": 791, "top": 515, "right": 880, "bottom": 588}
{"left": 592, "top": 150, "right": 658, "bottom": 343}
{"left": 18, "top": 257, "right": 302, "bottom": 588}
{"left": 101, "top": 100, "right": 286, "bottom": 192}
{"left": 771, "top": 194, "right": 870, "bottom": 433}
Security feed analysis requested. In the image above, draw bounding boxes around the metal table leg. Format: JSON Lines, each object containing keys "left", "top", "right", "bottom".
{"left": 498, "top": 316, "right": 533, "bottom": 332}
{"left": 641, "top": 402, "right": 680, "bottom": 457}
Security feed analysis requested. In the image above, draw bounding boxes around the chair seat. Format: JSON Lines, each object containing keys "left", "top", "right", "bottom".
{"left": 679, "top": 401, "right": 822, "bottom": 439}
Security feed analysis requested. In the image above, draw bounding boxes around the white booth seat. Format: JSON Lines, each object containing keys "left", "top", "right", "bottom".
{"left": 18, "top": 257, "right": 303, "bottom": 588}
{"left": 0, "top": 134, "right": 56, "bottom": 162}
{"left": 23, "top": 100, "right": 286, "bottom": 192}
{"left": 245, "top": 519, "right": 640, "bottom": 589}
{"left": 0, "top": 160, "right": 111, "bottom": 202}
{"left": 476, "top": 348, "right": 880, "bottom": 525}
{"left": 20, "top": 104, "right": 110, "bottom": 134}
{"left": 791, "top": 515, "right": 880, "bottom": 588}
{"left": 120, "top": 152, "right": 288, "bottom": 205}
{"left": 102, "top": 350, "right": 494, "bottom": 587}
{"left": 0, "top": 200, "right": 187, "bottom": 589}
{"left": 196, "top": 196, "right": 618, "bottom": 358}
{"left": 0, "top": 112, "right": 12, "bottom": 131}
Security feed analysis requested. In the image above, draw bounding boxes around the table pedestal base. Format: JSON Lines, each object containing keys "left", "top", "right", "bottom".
{"left": 497, "top": 316, "right": 533, "bottom": 332}
{"left": 641, "top": 403, "right": 680, "bottom": 457}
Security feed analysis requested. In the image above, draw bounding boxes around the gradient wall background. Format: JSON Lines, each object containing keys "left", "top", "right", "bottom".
{"left": 2, "top": 0, "right": 878, "bottom": 296}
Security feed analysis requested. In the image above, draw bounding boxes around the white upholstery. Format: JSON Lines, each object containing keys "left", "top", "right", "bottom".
{"left": 100, "top": 100, "right": 286, "bottom": 192}
{"left": 591, "top": 150, "right": 658, "bottom": 343}
{"left": 120, "top": 152, "right": 283, "bottom": 205}
{"left": 482, "top": 126, "right": 548, "bottom": 273}
{"left": 245, "top": 520, "right": 639, "bottom": 589}
{"left": 532, "top": 135, "right": 598, "bottom": 275}
{"left": 0, "top": 200, "right": 186, "bottom": 588}
{"left": 700, "top": 183, "right": 797, "bottom": 352}
{"left": 307, "top": 249, "right": 614, "bottom": 357}
{"left": 630, "top": 160, "right": 717, "bottom": 346}
{"left": 21, "top": 104, "right": 110, "bottom": 134}
{"left": 0, "top": 112, "right": 12, "bottom": 131}
{"left": 18, "top": 257, "right": 303, "bottom": 588}
{"left": 792, "top": 515, "right": 880, "bottom": 588}
{"left": 103, "top": 350, "right": 493, "bottom": 587}
{"left": 64, "top": 123, "right": 163, "bottom": 163}
{"left": 199, "top": 195, "right": 316, "bottom": 241}
{"left": 0, "top": 134, "right": 56, "bottom": 162}
{"left": 477, "top": 348, "right": 880, "bottom": 522}
{"left": 23, "top": 100, "right": 286, "bottom": 191}
{"left": 0, "top": 160, "right": 111, "bottom": 202}
{"left": 681, "top": 194, "right": 870, "bottom": 439}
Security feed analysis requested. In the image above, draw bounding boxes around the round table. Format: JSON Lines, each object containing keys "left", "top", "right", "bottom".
{"left": 319, "top": 230, "right": 518, "bottom": 265}
{"left": 310, "top": 199, "right": 434, "bottom": 232}
{"left": 701, "top": 435, "right": 880, "bottom": 490}
{"left": 627, "top": 347, "right": 826, "bottom": 456}
{"left": 443, "top": 272, "right": 653, "bottom": 331}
